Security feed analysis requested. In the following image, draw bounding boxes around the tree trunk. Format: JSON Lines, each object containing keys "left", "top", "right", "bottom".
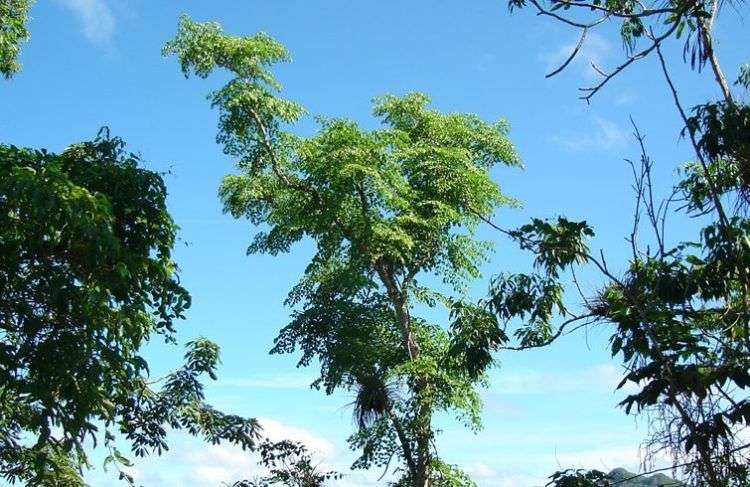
{"left": 375, "top": 260, "right": 432, "bottom": 486}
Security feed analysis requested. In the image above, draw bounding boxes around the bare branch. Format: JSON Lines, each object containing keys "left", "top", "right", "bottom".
{"left": 579, "top": 20, "right": 680, "bottom": 103}
{"left": 527, "top": 0, "right": 608, "bottom": 28}
{"left": 546, "top": 27, "right": 588, "bottom": 78}
{"left": 654, "top": 39, "right": 731, "bottom": 232}
{"left": 498, "top": 313, "right": 598, "bottom": 351}
{"left": 552, "top": 0, "right": 677, "bottom": 18}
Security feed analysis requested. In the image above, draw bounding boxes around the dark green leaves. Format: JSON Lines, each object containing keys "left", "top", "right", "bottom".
{"left": 488, "top": 273, "right": 564, "bottom": 347}
{"left": 508, "top": 217, "right": 594, "bottom": 278}
{"left": 0, "top": 132, "right": 258, "bottom": 483}
{"left": 447, "top": 301, "right": 507, "bottom": 380}
{"left": 482, "top": 217, "right": 592, "bottom": 350}
{"left": 682, "top": 101, "right": 750, "bottom": 209}
{"left": 546, "top": 469, "right": 610, "bottom": 487}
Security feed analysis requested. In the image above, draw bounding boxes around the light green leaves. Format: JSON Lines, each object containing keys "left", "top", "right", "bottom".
{"left": 0, "top": 0, "right": 32, "bottom": 78}
{"left": 163, "top": 14, "right": 289, "bottom": 84}
{"left": 167, "top": 16, "right": 521, "bottom": 485}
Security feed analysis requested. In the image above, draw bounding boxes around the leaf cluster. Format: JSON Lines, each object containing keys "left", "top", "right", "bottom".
{"left": 0, "top": 0, "right": 31, "bottom": 78}
{"left": 0, "top": 131, "right": 259, "bottom": 484}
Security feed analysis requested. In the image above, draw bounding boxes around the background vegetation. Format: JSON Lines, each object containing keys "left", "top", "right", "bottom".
{"left": 0, "top": 0, "right": 747, "bottom": 485}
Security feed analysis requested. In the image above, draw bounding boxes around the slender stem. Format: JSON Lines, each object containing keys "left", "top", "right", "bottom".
{"left": 654, "top": 42, "right": 731, "bottom": 232}
{"left": 497, "top": 313, "right": 597, "bottom": 351}
{"left": 579, "top": 20, "right": 680, "bottom": 103}
{"left": 386, "top": 408, "right": 419, "bottom": 479}
{"left": 546, "top": 27, "right": 588, "bottom": 78}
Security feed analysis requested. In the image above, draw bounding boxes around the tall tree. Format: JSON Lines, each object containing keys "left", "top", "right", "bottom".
{"left": 164, "top": 15, "right": 521, "bottom": 486}
{"left": 0, "top": 0, "right": 32, "bottom": 78}
{"left": 0, "top": 130, "right": 260, "bottom": 485}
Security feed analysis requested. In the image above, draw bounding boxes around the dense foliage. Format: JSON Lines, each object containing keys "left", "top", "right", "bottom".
{"left": 164, "top": 15, "right": 521, "bottom": 486}
{"left": 0, "top": 0, "right": 31, "bottom": 78}
{"left": 0, "top": 131, "right": 260, "bottom": 485}
{"left": 1, "top": 1, "right": 746, "bottom": 485}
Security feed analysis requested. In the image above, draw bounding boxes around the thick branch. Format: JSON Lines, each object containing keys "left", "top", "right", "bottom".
{"left": 700, "top": 0, "right": 733, "bottom": 102}
{"left": 375, "top": 259, "right": 419, "bottom": 360}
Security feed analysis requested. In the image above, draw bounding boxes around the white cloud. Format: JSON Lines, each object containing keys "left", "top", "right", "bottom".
{"left": 541, "top": 32, "right": 613, "bottom": 81}
{"left": 553, "top": 115, "right": 630, "bottom": 152}
{"left": 551, "top": 442, "right": 678, "bottom": 477}
{"left": 56, "top": 0, "right": 115, "bottom": 45}
{"left": 466, "top": 461, "right": 499, "bottom": 479}
{"left": 185, "top": 445, "right": 258, "bottom": 485}
{"left": 89, "top": 419, "right": 338, "bottom": 487}
{"left": 553, "top": 444, "right": 644, "bottom": 473}
{"left": 459, "top": 464, "right": 548, "bottom": 487}
{"left": 452, "top": 444, "right": 652, "bottom": 486}
{"left": 258, "top": 417, "right": 336, "bottom": 460}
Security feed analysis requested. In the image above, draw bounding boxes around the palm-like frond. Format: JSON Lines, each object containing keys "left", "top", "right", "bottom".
{"left": 351, "top": 374, "right": 399, "bottom": 430}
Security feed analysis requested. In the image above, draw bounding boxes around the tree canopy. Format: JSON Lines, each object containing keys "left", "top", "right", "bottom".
{"left": 0, "top": 130, "right": 260, "bottom": 485}
{"left": 1, "top": 2, "right": 747, "bottom": 486}
{"left": 164, "top": 14, "right": 522, "bottom": 486}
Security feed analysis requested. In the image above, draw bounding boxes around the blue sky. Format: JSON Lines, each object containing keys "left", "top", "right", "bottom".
{"left": 1, "top": 1, "right": 748, "bottom": 486}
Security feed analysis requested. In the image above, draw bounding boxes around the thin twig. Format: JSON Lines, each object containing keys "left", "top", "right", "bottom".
{"left": 579, "top": 20, "right": 680, "bottom": 103}
{"left": 498, "top": 313, "right": 597, "bottom": 351}
{"left": 546, "top": 27, "right": 588, "bottom": 78}
{"left": 654, "top": 39, "right": 730, "bottom": 232}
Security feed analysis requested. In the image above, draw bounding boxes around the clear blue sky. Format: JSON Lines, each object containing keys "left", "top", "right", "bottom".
{"left": 1, "top": 1, "right": 748, "bottom": 486}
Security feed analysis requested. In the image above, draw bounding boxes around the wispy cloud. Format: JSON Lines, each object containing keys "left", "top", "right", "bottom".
{"left": 440, "top": 443, "right": 654, "bottom": 486}
{"left": 56, "top": 0, "right": 115, "bottom": 46}
{"left": 614, "top": 88, "right": 639, "bottom": 105}
{"left": 541, "top": 32, "right": 612, "bottom": 81}
{"left": 554, "top": 444, "right": 645, "bottom": 472}
{"left": 488, "top": 363, "right": 637, "bottom": 395}
{"left": 465, "top": 462, "right": 546, "bottom": 487}
{"left": 553, "top": 115, "right": 630, "bottom": 152}
{"left": 553, "top": 442, "right": 677, "bottom": 476}
{"left": 217, "top": 372, "right": 316, "bottom": 390}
